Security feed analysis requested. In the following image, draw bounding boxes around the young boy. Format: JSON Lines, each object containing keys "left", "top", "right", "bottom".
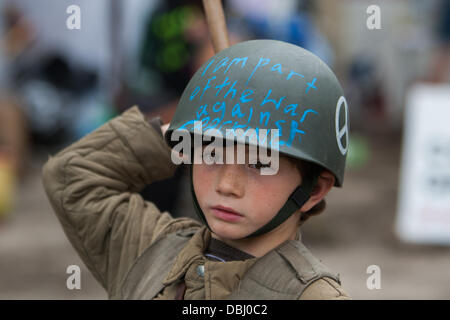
{"left": 42, "top": 40, "right": 350, "bottom": 300}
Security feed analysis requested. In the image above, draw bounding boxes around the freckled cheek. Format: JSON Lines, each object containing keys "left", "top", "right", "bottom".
{"left": 246, "top": 182, "right": 283, "bottom": 219}
{"left": 193, "top": 165, "right": 215, "bottom": 200}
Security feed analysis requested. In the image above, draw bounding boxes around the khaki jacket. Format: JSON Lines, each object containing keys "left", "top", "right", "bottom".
{"left": 41, "top": 106, "right": 350, "bottom": 300}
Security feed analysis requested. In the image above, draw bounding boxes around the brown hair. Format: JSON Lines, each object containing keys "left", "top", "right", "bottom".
{"left": 295, "top": 160, "right": 327, "bottom": 224}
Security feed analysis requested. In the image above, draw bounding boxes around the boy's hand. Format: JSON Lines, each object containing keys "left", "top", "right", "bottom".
{"left": 161, "top": 123, "right": 170, "bottom": 136}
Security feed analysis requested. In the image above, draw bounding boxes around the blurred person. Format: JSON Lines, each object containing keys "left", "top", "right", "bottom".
{"left": 0, "top": 3, "right": 33, "bottom": 173}
{"left": 0, "top": 3, "right": 33, "bottom": 220}
{"left": 345, "top": 55, "right": 386, "bottom": 133}
{"left": 0, "top": 2, "right": 110, "bottom": 220}
{"left": 0, "top": 2, "right": 105, "bottom": 148}
{"left": 117, "top": 0, "right": 216, "bottom": 218}
{"left": 226, "top": 0, "right": 334, "bottom": 66}
{"left": 428, "top": 0, "right": 450, "bottom": 83}
{"left": 117, "top": 0, "right": 215, "bottom": 118}
{"left": 42, "top": 40, "right": 351, "bottom": 300}
{"left": 0, "top": 97, "right": 27, "bottom": 221}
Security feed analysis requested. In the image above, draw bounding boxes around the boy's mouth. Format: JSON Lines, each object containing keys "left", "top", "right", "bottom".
{"left": 210, "top": 205, "right": 244, "bottom": 222}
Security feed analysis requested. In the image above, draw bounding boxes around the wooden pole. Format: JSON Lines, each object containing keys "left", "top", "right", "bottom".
{"left": 202, "top": 0, "right": 230, "bottom": 53}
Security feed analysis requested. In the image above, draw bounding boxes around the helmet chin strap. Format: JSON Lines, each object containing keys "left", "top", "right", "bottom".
{"left": 189, "top": 164, "right": 319, "bottom": 239}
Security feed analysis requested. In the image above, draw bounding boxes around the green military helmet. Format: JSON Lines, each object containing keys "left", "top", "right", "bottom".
{"left": 165, "top": 39, "right": 349, "bottom": 187}
{"left": 164, "top": 39, "right": 349, "bottom": 238}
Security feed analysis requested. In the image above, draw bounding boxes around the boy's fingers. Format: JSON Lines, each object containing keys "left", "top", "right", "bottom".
{"left": 161, "top": 123, "right": 170, "bottom": 136}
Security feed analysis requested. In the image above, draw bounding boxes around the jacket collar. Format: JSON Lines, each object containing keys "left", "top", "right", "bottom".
{"left": 163, "top": 225, "right": 303, "bottom": 286}
{"left": 163, "top": 226, "right": 210, "bottom": 285}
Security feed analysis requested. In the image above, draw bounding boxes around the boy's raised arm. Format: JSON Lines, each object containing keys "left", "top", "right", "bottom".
{"left": 41, "top": 106, "right": 197, "bottom": 297}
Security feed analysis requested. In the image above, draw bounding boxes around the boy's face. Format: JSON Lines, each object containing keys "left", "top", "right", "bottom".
{"left": 192, "top": 144, "right": 302, "bottom": 240}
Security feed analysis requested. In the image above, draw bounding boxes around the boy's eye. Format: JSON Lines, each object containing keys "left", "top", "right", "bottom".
{"left": 203, "top": 149, "right": 223, "bottom": 163}
{"left": 204, "top": 151, "right": 214, "bottom": 161}
{"left": 248, "top": 161, "right": 271, "bottom": 170}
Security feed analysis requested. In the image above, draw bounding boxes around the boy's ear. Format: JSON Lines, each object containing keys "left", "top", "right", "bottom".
{"left": 300, "top": 171, "right": 335, "bottom": 213}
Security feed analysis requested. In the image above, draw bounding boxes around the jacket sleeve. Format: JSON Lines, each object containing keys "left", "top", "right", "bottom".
{"left": 41, "top": 105, "right": 199, "bottom": 297}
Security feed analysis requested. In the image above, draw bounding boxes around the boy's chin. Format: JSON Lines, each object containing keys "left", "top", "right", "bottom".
{"left": 209, "top": 222, "right": 253, "bottom": 241}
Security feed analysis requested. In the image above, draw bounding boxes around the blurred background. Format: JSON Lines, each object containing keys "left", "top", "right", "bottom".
{"left": 0, "top": 0, "right": 449, "bottom": 299}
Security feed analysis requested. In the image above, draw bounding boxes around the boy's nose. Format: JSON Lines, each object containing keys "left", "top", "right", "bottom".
{"left": 215, "top": 164, "right": 245, "bottom": 198}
